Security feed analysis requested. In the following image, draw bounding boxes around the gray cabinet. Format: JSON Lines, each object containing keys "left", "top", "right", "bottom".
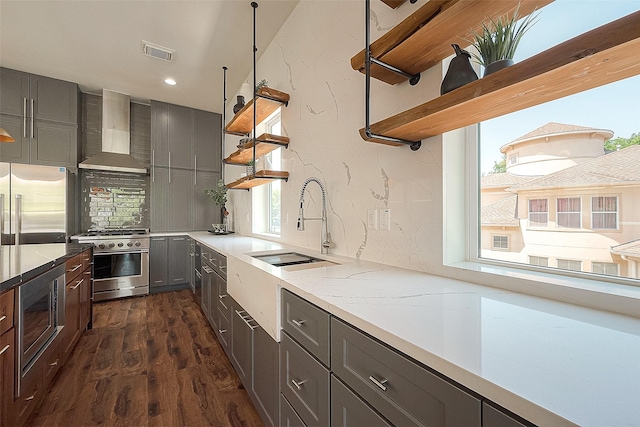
{"left": 150, "top": 167, "right": 169, "bottom": 231}
{"left": 194, "top": 109, "right": 221, "bottom": 172}
{"left": 280, "top": 394, "right": 306, "bottom": 427}
{"left": 331, "top": 375, "right": 392, "bottom": 427}
{"left": 331, "top": 317, "right": 482, "bottom": 427}
{"left": 281, "top": 332, "right": 330, "bottom": 427}
{"left": 252, "top": 326, "right": 280, "bottom": 427}
{"left": 194, "top": 170, "right": 221, "bottom": 231}
{"left": 282, "top": 290, "right": 331, "bottom": 367}
{"left": 149, "top": 235, "right": 189, "bottom": 292}
{"left": 150, "top": 237, "right": 168, "bottom": 288}
{"left": 0, "top": 68, "right": 79, "bottom": 167}
{"left": 231, "top": 306, "right": 254, "bottom": 387}
{"left": 167, "top": 104, "right": 193, "bottom": 169}
{"left": 201, "top": 262, "right": 214, "bottom": 321}
{"left": 483, "top": 402, "right": 534, "bottom": 427}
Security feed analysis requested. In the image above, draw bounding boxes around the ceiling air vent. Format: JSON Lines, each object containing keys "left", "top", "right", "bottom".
{"left": 142, "top": 41, "right": 174, "bottom": 62}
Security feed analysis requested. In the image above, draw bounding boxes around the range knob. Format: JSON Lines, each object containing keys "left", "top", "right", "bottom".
{"left": 98, "top": 243, "right": 106, "bottom": 249}
{"left": 117, "top": 242, "right": 124, "bottom": 247}
{"left": 108, "top": 243, "right": 115, "bottom": 248}
{"left": 127, "top": 242, "right": 133, "bottom": 247}
{"left": 134, "top": 241, "right": 141, "bottom": 247}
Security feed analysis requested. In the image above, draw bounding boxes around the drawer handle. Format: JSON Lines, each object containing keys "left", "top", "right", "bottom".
{"left": 291, "top": 379, "right": 306, "bottom": 391}
{"left": 68, "top": 263, "right": 82, "bottom": 273}
{"left": 291, "top": 319, "right": 306, "bottom": 327}
{"left": 25, "top": 392, "right": 37, "bottom": 402}
{"left": 369, "top": 375, "right": 388, "bottom": 392}
{"left": 49, "top": 359, "right": 58, "bottom": 367}
{"left": 0, "top": 315, "right": 6, "bottom": 323}
{"left": 218, "top": 294, "right": 226, "bottom": 300}
{"left": 0, "top": 344, "right": 9, "bottom": 355}
{"left": 71, "top": 278, "right": 84, "bottom": 290}
{"left": 218, "top": 329, "right": 227, "bottom": 334}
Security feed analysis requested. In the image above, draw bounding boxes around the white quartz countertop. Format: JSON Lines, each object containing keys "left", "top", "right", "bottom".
{"left": 189, "top": 232, "right": 640, "bottom": 427}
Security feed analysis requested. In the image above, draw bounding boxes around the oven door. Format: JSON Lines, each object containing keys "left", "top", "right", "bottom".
{"left": 93, "top": 250, "right": 149, "bottom": 301}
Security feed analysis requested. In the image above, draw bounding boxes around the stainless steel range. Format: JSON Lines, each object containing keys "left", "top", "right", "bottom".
{"left": 75, "top": 229, "right": 149, "bottom": 301}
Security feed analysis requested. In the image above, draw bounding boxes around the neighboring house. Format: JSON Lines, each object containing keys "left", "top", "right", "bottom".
{"left": 481, "top": 122, "right": 640, "bottom": 279}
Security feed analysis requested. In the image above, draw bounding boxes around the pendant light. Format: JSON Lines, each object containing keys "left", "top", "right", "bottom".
{"left": 0, "top": 127, "right": 15, "bottom": 143}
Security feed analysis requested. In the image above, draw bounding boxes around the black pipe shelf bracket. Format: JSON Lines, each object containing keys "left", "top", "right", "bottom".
{"left": 256, "top": 92, "right": 289, "bottom": 107}
{"left": 364, "top": 0, "right": 421, "bottom": 151}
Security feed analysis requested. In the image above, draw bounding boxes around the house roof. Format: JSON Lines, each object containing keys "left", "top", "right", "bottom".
{"left": 482, "top": 173, "right": 536, "bottom": 188}
{"left": 508, "top": 145, "right": 640, "bottom": 191}
{"left": 500, "top": 122, "right": 614, "bottom": 153}
{"left": 611, "top": 239, "right": 640, "bottom": 257}
{"left": 481, "top": 195, "right": 519, "bottom": 226}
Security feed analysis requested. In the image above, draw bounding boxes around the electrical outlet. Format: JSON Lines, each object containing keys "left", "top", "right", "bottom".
{"left": 367, "top": 209, "right": 378, "bottom": 230}
{"left": 380, "top": 208, "right": 391, "bottom": 231}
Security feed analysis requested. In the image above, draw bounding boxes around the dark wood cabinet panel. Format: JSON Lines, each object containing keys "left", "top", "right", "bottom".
{"left": 0, "top": 327, "right": 15, "bottom": 427}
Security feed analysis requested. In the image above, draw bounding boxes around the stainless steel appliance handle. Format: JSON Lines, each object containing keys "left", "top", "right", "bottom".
{"left": 23, "top": 98, "right": 27, "bottom": 138}
{"left": 15, "top": 194, "right": 22, "bottom": 245}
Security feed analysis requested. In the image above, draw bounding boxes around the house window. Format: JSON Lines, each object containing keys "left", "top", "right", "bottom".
{"left": 528, "top": 199, "right": 548, "bottom": 227}
{"left": 472, "top": 2, "right": 640, "bottom": 286}
{"left": 592, "top": 196, "right": 618, "bottom": 230}
{"left": 592, "top": 262, "right": 619, "bottom": 276}
{"left": 529, "top": 256, "right": 548, "bottom": 267}
{"left": 492, "top": 235, "right": 509, "bottom": 250}
{"left": 265, "top": 113, "right": 282, "bottom": 234}
{"left": 557, "top": 197, "right": 581, "bottom": 229}
{"left": 557, "top": 259, "right": 582, "bottom": 272}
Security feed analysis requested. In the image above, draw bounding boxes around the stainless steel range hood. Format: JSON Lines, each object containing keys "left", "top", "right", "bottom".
{"left": 78, "top": 90, "right": 147, "bottom": 174}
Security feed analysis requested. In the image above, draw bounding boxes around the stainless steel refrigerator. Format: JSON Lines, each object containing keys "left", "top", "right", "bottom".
{"left": 1, "top": 163, "right": 75, "bottom": 245}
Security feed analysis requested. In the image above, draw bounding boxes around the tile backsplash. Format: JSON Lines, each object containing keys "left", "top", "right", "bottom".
{"left": 81, "top": 170, "right": 149, "bottom": 230}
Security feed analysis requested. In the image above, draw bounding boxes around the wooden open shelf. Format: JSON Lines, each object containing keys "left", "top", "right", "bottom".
{"left": 381, "top": 0, "right": 408, "bottom": 9}
{"left": 360, "top": 10, "right": 640, "bottom": 145}
{"left": 224, "top": 87, "right": 290, "bottom": 135}
{"left": 351, "top": 0, "right": 553, "bottom": 85}
{"left": 224, "top": 133, "right": 289, "bottom": 165}
{"left": 225, "top": 170, "right": 289, "bottom": 190}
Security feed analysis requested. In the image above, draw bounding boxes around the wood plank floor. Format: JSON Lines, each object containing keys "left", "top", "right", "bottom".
{"left": 26, "top": 290, "right": 264, "bottom": 427}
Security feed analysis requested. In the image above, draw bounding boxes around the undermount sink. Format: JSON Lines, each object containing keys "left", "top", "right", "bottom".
{"left": 251, "top": 251, "right": 339, "bottom": 270}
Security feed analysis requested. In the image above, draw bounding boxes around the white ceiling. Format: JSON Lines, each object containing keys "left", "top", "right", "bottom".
{"left": 0, "top": 0, "right": 299, "bottom": 113}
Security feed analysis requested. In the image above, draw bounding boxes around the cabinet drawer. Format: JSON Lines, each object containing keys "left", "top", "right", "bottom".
{"left": 483, "top": 402, "right": 534, "bottom": 427}
{"left": 65, "top": 253, "right": 84, "bottom": 283}
{"left": 280, "top": 394, "right": 306, "bottom": 427}
{"left": 281, "top": 290, "right": 330, "bottom": 367}
{"left": 331, "top": 375, "right": 392, "bottom": 427}
{"left": 42, "top": 334, "right": 63, "bottom": 386}
{"left": 0, "top": 289, "right": 14, "bottom": 335}
{"left": 331, "top": 318, "right": 481, "bottom": 427}
{"left": 16, "top": 363, "right": 42, "bottom": 426}
{"left": 216, "top": 309, "right": 230, "bottom": 352}
{"left": 82, "top": 249, "right": 92, "bottom": 271}
{"left": 280, "top": 332, "right": 330, "bottom": 427}
{"left": 217, "top": 278, "right": 230, "bottom": 318}
{"left": 207, "top": 249, "right": 227, "bottom": 279}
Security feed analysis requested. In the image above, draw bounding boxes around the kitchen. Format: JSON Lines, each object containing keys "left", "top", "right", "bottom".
{"left": 1, "top": 1, "right": 640, "bottom": 427}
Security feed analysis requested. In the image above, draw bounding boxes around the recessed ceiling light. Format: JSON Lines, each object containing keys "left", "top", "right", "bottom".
{"left": 165, "top": 78, "right": 176, "bottom": 86}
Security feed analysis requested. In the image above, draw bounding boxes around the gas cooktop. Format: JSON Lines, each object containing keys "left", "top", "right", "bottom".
{"left": 81, "top": 228, "right": 149, "bottom": 237}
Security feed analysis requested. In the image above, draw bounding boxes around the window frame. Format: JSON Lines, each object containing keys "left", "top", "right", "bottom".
{"left": 264, "top": 112, "right": 282, "bottom": 235}
{"left": 528, "top": 198, "right": 549, "bottom": 228}
{"left": 491, "top": 234, "right": 509, "bottom": 250}
{"left": 556, "top": 197, "right": 582, "bottom": 229}
{"left": 557, "top": 258, "right": 582, "bottom": 272}
{"left": 591, "top": 196, "right": 619, "bottom": 230}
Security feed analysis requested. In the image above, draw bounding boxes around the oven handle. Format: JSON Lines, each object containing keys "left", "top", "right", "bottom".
{"left": 94, "top": 249, "right": 149, "bottom": 255}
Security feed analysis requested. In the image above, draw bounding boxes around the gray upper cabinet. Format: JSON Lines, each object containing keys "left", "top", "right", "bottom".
{"left": 331, "top": 317, "right": 482, "bottom": 427}
{"left": 0, "top": 68, "right": 79, "bottom": 167}
{"left": 194, "top": 109, "right": 221, "bottom": 172}
{"left": 150, "top": 101, "right": 222, "bottom": 232}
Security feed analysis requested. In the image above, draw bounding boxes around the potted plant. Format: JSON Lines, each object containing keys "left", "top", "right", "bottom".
{"left": 204, "top": 178, "right": 229, "bottom": 225}
{"left": 246, "top": 159, "right": 256, "bottom": 176}
{"left": 469, "top": 5, "right": 539, "bottom": 77}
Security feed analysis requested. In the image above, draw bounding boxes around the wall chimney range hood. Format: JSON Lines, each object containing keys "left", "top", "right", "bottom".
{"left": 79, "top": 90, "right": 147, "bottom": 174}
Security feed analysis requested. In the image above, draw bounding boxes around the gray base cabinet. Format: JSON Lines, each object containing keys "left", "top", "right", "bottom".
{"left": 231, "top": 306, "right": 254, "bottom": 388}
{"left": 252, "top": 326, "right": 280, "bottom": 427}
{"left": 281, "top": 394, "right": 306, "bottom": 427}
{"left": 483, "top": 402, "right": 534, "bottom": 427}
{"left": 331, "top": 375, "right": 392, "bottom": 427}
{"left": 149, "top": 235, "right": 189, "bottom": 292}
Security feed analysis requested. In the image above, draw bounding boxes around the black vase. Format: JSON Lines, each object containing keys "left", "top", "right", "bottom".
{"left": 440, "top": 44, "right": 479, "bottom": 95}
{"left": 233, "top": 95, "right": 245, "bottom": 114}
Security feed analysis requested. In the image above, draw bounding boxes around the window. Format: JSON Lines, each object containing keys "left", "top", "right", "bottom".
{"left": 592, "top": 262, "right": 619, "bottom": 276}
{"left": 557, "top": 197, "right": 581, "bottom": 229}
{"left": 265, "top": 114, "right": 282, "bottom": 234}
{"left": 557, "top": 259, "right": 582, "bottom": 272}
{"left": 528, "top": 199, "right": 548, "bottom": 227}
{"left": 474, "top": 1, "right": 640, "bottom": 285}
{"left": 492, "top": 235, "right": 509, "bottom": 250}
{"left": 592, "top": 196, "right": 618, "bottom": 230}
{"left": 529, "top": 256, "right": 548, "bottom": 267}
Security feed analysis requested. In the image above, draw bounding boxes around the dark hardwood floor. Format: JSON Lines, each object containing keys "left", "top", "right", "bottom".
{"left": 26, "top": 290, "right": 264, "bottom": 427}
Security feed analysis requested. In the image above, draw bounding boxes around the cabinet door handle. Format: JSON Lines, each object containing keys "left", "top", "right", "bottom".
{"left": 23, "top": 98, "right": 27, "bottom": 137}
{"left": 368, "top": 375, "right": 388, "bottom": 392}
{"left": 291, "top": 319, "right": 306, "bottom": 327}
{"left": 0, "top": 315, "right": 6, "bottom": 323}
{"left": 49, "top": 359, "right": 59, "bottom": 367}
{"left": 30, "top": 99, "right": 35, "bottom": 138}
{"left": 68, "top": 263, "right": 82, "bottom": 273}
{"left": 71, "top": 278, "right": 84, "bottom": 290}
{"left": 0, "top": 344, "right": 9, "bottom": 355}
{"left": 218, "top": 294, "right": 227, "bottom": 299}
{"left": 25, "top": 391, "right": 37, "bottom": 402}
{"left": 218, "top": 329, "right": 227, "bottom": 334}
{"left": 291, "top": 378, "right": 306, "bottom": 391}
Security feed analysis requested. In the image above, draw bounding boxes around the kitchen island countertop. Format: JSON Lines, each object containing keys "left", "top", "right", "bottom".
{"left": 0, "top": 243, "right": 93, "bottom": 292}
{"left": 189, "top": 231, "right": 640, "bottom": 427}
